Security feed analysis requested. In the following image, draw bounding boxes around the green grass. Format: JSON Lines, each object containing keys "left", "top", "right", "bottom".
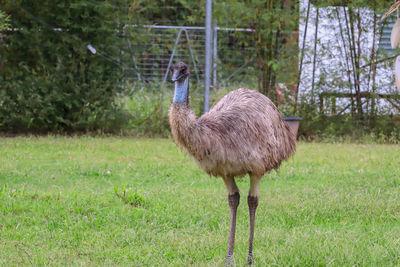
{"left": 0, "top": 137, "right": 400, "bottom": 266}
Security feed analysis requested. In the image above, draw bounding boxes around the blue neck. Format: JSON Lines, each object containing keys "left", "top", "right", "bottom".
{"left": 173, "top": 77, "right": 189, "bottom": 104}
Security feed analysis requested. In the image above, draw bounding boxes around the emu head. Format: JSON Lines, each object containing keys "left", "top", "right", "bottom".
{"left": 170, "top": 62, "right": 190, "bottom": 83}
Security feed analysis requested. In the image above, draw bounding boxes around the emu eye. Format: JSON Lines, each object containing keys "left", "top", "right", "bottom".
{"left": 182, "top": 69, "right": 186, "bottom": 74}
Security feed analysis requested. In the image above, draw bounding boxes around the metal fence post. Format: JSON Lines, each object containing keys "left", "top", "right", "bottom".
{"left": 213, "top": 23, "right": 218, "bottom": 89}
{"left": 204, "top": 0, "right": 212, "bottom": 113}
{"left": 161, "top": 29, "right": 183, "bottom": 88}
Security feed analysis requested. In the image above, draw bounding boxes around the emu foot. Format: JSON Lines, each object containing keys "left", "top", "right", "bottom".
{"left": 224, "top": 255, "right": 235, "bottom": 267}
{"left": 246, "top": 254, "right": 254, "bottom": 266}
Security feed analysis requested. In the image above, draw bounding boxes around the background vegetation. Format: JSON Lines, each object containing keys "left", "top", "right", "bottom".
{"left": 0, "top": 8, "right": 9, "bottom": 31}
{"left": 0, "top": 1, "right": 130, "bottom": 133}
{"left": 0, "top": 1, "right": 399, "bottom": 141}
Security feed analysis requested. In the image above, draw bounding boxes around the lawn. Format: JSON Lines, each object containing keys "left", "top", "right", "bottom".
{"left": 0, "top": 137, "right": 400, "bottom": 266}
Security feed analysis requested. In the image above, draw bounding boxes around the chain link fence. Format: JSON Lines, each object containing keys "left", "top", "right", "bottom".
{"left": 120, "top": 24, "right": 259, "bottom": 89}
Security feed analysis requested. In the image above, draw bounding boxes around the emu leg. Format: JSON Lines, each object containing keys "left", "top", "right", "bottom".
{"left": 247, "top": 195, "right": 259, "bottom": 265}
{"left": 226, "top": 192, "right": 240, "bottom": 265}
{"left": 247, "top": 175, "right": 261, "bottom": 265}
{"left": 223, "top": 177, "right": 240, "bottom": 266}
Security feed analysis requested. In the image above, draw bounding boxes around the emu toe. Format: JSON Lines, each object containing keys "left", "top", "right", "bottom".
{"left": 224, "top": 255, "right": 235, "bottom": 267}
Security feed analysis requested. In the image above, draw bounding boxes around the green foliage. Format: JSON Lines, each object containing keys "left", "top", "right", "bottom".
{"left": 0, "top": 9, "right": 9, "bottom": 31}
{"left": 0, "top": 1, "right": 130, "bottom": 133}
{"left": 128, "top": 0, "right": 204, "bottom": 25}
{"left": 0, "top": 0, "right": 396, "bottom": 139}
{"left": 310, "top": 0, "right": 393, "bottom": 8}
{"left": 114, "top": 184, "right": 144, "bottom": 207}
{"left": 214, "top": 1, "right": 299, "bottom": 103}
{"left": 123, "top": 86, "right": 172, "bottom": 137}
{"left": 298, "top": 99, "right": 400, "bottom": 143}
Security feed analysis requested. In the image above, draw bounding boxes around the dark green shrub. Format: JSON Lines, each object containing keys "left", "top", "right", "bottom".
{"left": 0, "top": 8, "right": 9, "bottom": 31}
{"left": 0, "top": 1, "right": 129, "bottom": 133}
{"left": 298, "top": 99, "right": 400, "bottom": 143}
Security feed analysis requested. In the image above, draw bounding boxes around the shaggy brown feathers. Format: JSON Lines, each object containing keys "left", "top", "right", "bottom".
{"left": 169, "top": 88, "right": 296, "bottom": 178}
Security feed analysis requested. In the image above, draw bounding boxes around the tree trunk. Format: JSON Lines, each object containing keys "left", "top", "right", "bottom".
{"left": 256, "top": 0, "right": 277, "bottom": 103}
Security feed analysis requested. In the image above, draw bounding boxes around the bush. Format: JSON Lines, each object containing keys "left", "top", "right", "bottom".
{"left": 0, "top": 1, "right": 129, "bottom": 133}
{"left": 298, "top": 100, "right": 400, "bottom": 143}
{"left": 123, "top": 87, "right": 171, "bottom": 137}
{"left": 0, "top": 8, "right": 9, "bottom": 31}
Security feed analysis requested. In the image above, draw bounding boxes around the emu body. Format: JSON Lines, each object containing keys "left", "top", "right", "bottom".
{"left": 168, "top": 62, "right": 296, "bottom": 265}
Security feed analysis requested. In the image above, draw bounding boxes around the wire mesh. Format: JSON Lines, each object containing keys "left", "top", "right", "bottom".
{"left": 120, "top": 25, "right": 259, "bottom": 87}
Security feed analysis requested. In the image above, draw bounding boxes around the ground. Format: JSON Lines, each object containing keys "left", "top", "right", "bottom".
{"left": 0, "top": 137, "right": 399, "bottom": 265}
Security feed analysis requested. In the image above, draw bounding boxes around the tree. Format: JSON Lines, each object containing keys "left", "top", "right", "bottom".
{"left": 214, "top": 0, "right": 299, "bottom": 108}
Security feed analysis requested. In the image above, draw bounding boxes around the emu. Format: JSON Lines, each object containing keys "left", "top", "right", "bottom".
{"left": 168, "top": 62, "right": 297, "bottom": 265}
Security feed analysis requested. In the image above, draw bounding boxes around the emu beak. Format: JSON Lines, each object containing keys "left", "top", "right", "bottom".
{"left": 170, "top": 72, "right": 188, "bottom": 83}
{"left": 170, "top": 72, "right": 180, "bottom": 83}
